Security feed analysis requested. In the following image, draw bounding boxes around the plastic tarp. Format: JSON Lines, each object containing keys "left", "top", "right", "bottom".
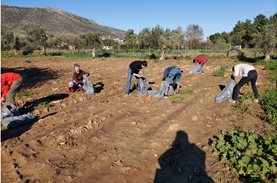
{"left": 1, "top": 103, "right": 36, "bottom": 129}
{"left": 83, "top": 76, "right": 95, "bottom": 95}
{"left": 189, "top": 64, "right": 203, "bottom": 75}
{"left": 148, "top": 81, "right": 174, "bottom": 99}
{"left": 215, "top": 79, "right": 236, "bottom": 103}
{"left": 137, "top": 78, "right": 152, "bottom": 96}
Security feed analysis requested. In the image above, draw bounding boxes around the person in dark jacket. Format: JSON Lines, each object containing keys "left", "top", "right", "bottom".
{"left": 125, "top": 60, "right": 148, "bottom": 95}
{"left": 68, "top": 63, "right": 90, "bottom": 92}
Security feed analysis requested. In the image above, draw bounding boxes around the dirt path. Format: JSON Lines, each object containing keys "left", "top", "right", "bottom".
{"left": 1, "top": 57, "right": 269, "bottom": 183}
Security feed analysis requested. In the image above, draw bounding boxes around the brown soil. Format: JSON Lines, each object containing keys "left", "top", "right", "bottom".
{"left": 1, "top": 57, "right": 270, "bottom": 183}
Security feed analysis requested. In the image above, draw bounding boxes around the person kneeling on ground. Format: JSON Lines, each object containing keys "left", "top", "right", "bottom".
{"left": 125, "top": 60, "right": 148, "bottom": 95}
{"left": 193, "top": 55, "right": 208, "bottom": 71}
{"left": 68, "top": 63, "right": 90, "bottom": 92}
{"left": 1, "top": 72, "right": 23, "bottom": 106}
{"left": 229, "top": 63, "right": 259, "bottom": 104}
{"left": 163, "top": 66, "right": 183, "bottom": 96}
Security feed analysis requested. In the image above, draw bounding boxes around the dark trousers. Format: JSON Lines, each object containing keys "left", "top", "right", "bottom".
{"left": 232, "top": 70, "right": 259, "bottom": 100}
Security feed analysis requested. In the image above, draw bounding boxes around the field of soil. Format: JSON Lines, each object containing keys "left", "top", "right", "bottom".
{"left": 1, "top": 56, "right": 270, "bottom": 183}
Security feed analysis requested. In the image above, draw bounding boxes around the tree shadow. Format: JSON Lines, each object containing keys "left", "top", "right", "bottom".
{"left": 236, "top": 55, "right": 264, "bottom": 63}
{"left": 19, "top": 93, "right": 69, "bottom": 114}
{"left": 94, "top": 82, "right": 105, "bottom": 93}
{"left": 154, "top": 131, "right": 214, "bottom": 183}
{"left": 1, "top": 67, "right": 58, "bottom": 89}
{"left": 1, "top": 112, "right": 56, "bottom": 142}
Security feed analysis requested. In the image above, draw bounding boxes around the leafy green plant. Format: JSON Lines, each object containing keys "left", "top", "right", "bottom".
{"left": 212, "top": 130, "right": 277, "bottom": 183}
{"left": 260, "top": 89, "right": 277, "bottom": 127}
{"left": 212, "top": 66, "right": 227, "bottom": 77}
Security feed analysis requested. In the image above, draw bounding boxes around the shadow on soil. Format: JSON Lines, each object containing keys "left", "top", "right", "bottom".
{"left": 154, "top": 131, "right": 214, "bottom": 183}
{"left": 1, "top": 67, "right": 58, "bottom": 89}
{"left": 19, "top": 93, "right": 69, "bottom": 114}
{"left": 94, "top": 82, "right": 105, "bottom": 93}
{"left": 1, "top": 112, "right": 57, "bottom": 142}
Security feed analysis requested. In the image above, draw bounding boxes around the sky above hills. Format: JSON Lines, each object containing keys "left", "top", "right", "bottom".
{"left": 2, "top": 0, "right": 277, "bottom": 38}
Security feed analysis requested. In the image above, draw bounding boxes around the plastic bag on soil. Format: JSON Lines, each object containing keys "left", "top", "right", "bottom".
{"left": 148, "top": 81, "right": 174, "bottom": 98}
{"left": 215, "top": 79, "right": 236, "bottom": 103}
{"left": 1, "top": 103, "right": 36, "bottom": 129}
{"left": 189, "top": 64, "right": 203, "bottom": 75}
{"left": 83, "top": 76, "right": 95, "bottom": 95}
{"left": 137, "top": 78, "right": 152, "bottom": 96}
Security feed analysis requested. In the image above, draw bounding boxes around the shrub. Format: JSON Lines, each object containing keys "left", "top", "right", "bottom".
{"left": 212, "top": 66, "right": 227, "bottom": 77}
{"left": 212, "top": 130, "right": 277, "bottom": 183}
{"left": 149, "top": 53, "right": 157, "bottom": 60}
{"left": 95, "top": 50, "right": 111, "bottom": 57}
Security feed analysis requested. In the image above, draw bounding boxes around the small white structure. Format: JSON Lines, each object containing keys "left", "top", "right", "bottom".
{"left": 102, "top": 46, "right": 113, "bottom": 50}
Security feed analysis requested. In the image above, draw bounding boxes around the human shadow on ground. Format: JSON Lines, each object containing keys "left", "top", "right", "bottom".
{"left": 1, "top": 67, "right": 58, "bottom": 89}
{"left": 94, "top": 82, "right": 105, "bottom": 93}
{"left": 154, "top": 131, "right": 214, "bottom": 183}
{"left": 1, "top": 112, "right": 57, "bottom": 142}
{"left": 19, "top": 93, "right": 69, "bottom": 114}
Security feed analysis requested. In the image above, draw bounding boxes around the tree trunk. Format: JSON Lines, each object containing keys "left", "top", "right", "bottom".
{"left": 264, "top": 52, "right": 271, "bottom": 61}
{"left": 92, "top": 48, "right": 95, "bottom": 58}
{"left": 159, "top": 47, "right": 165, "bottom": 60}
{"left": 42, "top": 46, "right": 47, "bottom": 55}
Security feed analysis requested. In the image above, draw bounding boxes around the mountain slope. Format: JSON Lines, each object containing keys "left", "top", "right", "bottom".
{"left": 1, "top": 5, "right": 125, "bottom": 39}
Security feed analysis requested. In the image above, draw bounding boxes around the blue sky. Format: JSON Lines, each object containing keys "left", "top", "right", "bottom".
{"left": 2, "top": 0, "right": 277, "bottom": 38}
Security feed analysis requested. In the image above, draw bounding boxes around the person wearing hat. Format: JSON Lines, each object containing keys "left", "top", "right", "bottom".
{"left": 1, "top": 72, "right": 23, "bottom": 105}
{"left": 162, "top": 66, "right": 183, "bottom": 96}
{"left": 68, "top": 63, "right": 90, "bottom": 92}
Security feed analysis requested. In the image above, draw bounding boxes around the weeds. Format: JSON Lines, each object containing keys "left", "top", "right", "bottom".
{"left": 260, "top": 89, "right": 277, "bottom": 127}
{"left": 212, "top": 66, "right": 227, "bottom": 77}
{"left": 170, "top": 88, "right": 193, "bottom": 103}
{"left": 16, "top": 89, "right": 33, "bottom": 98}
{"left": 38, "top": 101, "right": 53, "bottom": 110}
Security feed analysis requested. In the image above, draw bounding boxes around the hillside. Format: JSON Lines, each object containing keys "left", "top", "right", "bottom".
{"left": 1, "top": 5, "right": 125, "bottom": 39}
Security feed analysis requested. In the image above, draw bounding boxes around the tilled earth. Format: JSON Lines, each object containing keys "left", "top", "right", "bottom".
{"left": 1, "top": 56, "right": 270, "bottom": 183}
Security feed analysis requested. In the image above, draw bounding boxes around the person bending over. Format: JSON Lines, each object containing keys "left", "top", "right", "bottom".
{"left": 230, "top": 63, "right": 259, "bottom": 104}
{"left": 163, "top": 66, "right": 183, "bottom": 96}
{"left": 1, "top": 72, "right": 23, "bottom": 106}
{"left": 125, "top": 60, "right": 148, "bottom": 95}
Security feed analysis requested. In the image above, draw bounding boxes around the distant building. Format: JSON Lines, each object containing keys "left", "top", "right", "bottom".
{"left": 102, "top": 46, "right": 113, "bottom": 50}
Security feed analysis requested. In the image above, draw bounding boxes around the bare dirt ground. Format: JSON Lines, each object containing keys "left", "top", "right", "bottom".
{"left": 1, "top": 56, "right": 270, "bottom": 183}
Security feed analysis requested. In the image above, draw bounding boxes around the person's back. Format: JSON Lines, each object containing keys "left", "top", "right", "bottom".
{"left": 233, "top": 64, "right": 255, "bottom": 77}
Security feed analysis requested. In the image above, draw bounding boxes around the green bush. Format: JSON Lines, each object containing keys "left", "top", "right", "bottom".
{"left": 212, "top": 130, "right": 277, "bottom": 183}
{"left": 95, "top": 50, "right": 111, "bottom": 57}
{"left": 149, "top": 53, "right": 157, "bottom": 60}
{"left": 212, "top": 66, "right": 227, "bottom": 77}
{"left": 261, "top": 89, "right": 277, "bottom": 127}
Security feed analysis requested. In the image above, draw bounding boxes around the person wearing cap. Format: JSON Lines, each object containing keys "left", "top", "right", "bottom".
{"left": 68, "top": 63, "right": 90, "bottom": 92}
{"left": 229, "top": 63, "right": 259, "bottom": 104}
{"left": 1, "top": 72, "right": 23, "bottom": 105}
{"left": 125, "top": 60, "right": 148, "bottom": 95}
{"left": 162, "top": 66, "right": 183, "bottom": 96}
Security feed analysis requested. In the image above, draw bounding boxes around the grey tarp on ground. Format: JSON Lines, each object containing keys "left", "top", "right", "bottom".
{"left": 137, "top": 78, "right": 152, "bottom": 96}
{"left": 1, "top": 103, "right": 36, "bottom": 129}
{"left": 83, "top": 76, "right": 95, "bottom": 95}
{"left": 189, "top": 64, "right": 203, "bottom": 75}
{"left": 215, "top": 79, "right": 236, "bottom": 103}
{"left": 148, "top": 81, "right": 174, "bottom": 99}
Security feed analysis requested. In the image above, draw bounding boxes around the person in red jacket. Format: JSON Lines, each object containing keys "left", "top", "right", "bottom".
{"left": 193, "top": 55, "right": 208, "bottom": 65}
{"left": 1, "top": 72, "right": 23, "bottom": 105}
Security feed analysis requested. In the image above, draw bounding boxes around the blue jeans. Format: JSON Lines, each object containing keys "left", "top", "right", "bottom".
{"left": 126, "top": 67, "right": 133, "bottom": 94}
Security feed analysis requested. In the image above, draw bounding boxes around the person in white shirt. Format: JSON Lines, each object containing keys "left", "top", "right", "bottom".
{"left": 230, "top": 63, "right": 259, "bottom": 104}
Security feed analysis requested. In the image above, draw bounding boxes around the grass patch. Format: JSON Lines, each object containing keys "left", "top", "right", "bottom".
{"left": 16, "top": 89, "right": 33, "bottom": 98}
{"left": 212, "top": 66, "right": 227, "bottom": 77}
{"left": 38, "top": 101, "right": 53, "bottom": 110}
{"left": 170, "top": 88, "right": 193, "bottom": 103}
